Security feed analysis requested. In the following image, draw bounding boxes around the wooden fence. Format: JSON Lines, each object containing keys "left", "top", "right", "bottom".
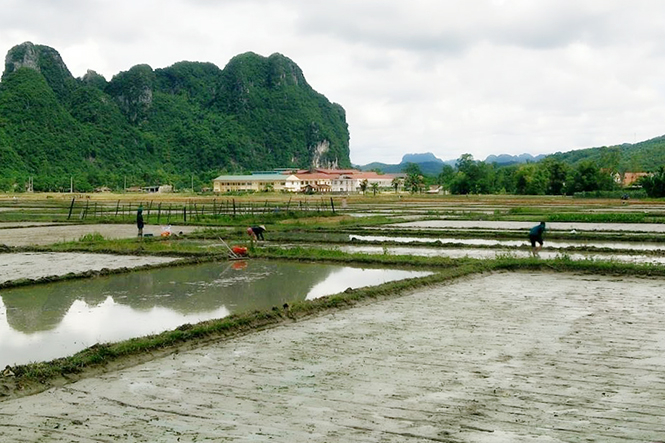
{"left": 66, "top": 197, "right": 337, "bottom": 223}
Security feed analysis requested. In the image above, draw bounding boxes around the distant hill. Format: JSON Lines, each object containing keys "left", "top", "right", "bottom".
{"left": 548, "top": 136, "right": 665, "bottom": 172}
{"left": 401, "top": 152, "right": 443, "bottom": 164}
{"left": 358, "top": 151, "right": 545, "bottom": 175}
{"left": 0, "top": 42, "right": 350, "bottom": 191}
{"left": 358, "top": 152, "right": 454, "bottom": 175}
{"left": 485, "top": 153, "right": 546, "bottom": 165}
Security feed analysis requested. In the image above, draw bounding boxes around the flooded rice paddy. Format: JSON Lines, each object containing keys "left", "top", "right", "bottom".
{"left": 3, "top": 272, "right": 665, "bottom": 441}
{"left": 0, "top": 252, "right": 179, "bottom": 284}
{"left": 339, "top": 245, "right": 665, "bottom": 264}
{"left": 349, "top": 234, "right": 665, "bottom": 251}
{"left": 0, "top": 260, "right": 431, "bottom": 367}
{"left": 391, "top": 219, "right": 665, "bottom": 232}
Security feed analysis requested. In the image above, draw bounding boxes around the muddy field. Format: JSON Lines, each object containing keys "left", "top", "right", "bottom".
{"left": 1, "top": 272, "right": 664, "bottom": 442}
{"left": 0, "top": 223, "right": 199, "bottom": 247}
{"left": 0, "top": 252, "right": 180, "bottom": 284}
{"left": 392, "top": 220, "right": 665, "bottom": 232}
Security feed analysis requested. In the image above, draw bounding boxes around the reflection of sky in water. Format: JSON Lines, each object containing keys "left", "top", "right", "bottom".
{"left": 0, "top": 295, "right": 230, "bottom": 368}
{"left": 305, "top": 268, "right": 432, "bottom": 300}
{"left": 350, "top": 235, "right": 665, "bottom": 251}
{"left": 0, "top": 261, "right": 431, "bottom": 367}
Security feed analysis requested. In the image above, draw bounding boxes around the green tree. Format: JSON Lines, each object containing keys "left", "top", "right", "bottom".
{"left": 640, "top": 167, "right": 665, "bottom": 197}
{"left": 403, "top": 163, "right": 424, "bottom": 194}
{"left": 452, "top": 154, "right": 495, "bottom": 194}
{"left": 567, "top": 161, "right": 616, "bottom": 194}
{"left": 437, "top": 164, "right": 455, "bottom": 192}
{"left": 541, "top": 158, "right": 569, "bottom": 195}
{"left": 514, "top": 164, "right": 547, "bottom": 195}
{"left": 370, "top": 182, "right": 379, "bottom": 196}
{"left": 359, "top": 179, "right": 368, "bottom": 194}
{"left": 391, "top": 176, "right": 401, "bottom": 193}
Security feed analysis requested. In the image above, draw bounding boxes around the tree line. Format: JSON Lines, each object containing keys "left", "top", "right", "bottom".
{"left": 399, "top": 153, "right": 662, "bottom": 196}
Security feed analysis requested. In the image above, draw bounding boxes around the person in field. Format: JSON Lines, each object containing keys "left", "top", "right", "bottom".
{"left": 529, "top": 221, "right": 546, "bottom": 257}
{"left": 246, "top": 225, "right": 266, "bottom": 241}
{"left": 137, "top": 206, "right": 144, "bottom": 238}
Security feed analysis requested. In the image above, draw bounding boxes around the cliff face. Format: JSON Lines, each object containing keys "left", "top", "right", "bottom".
{"left": 0, "top": 42, "right": 350, "bottom": 191}
{"left": 4, "top": 42, "right": 77, "bottom": 101}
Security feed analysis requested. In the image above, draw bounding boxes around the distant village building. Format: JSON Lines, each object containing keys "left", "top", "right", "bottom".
{"left": 212, "top": 169, "right": 400, "bottom": 194}
{"left": 125, "top": 185, "right": 173, "bottom": 193}
{"left": 622, "top": 172, "right": 649, "bottom": 187}
{"left": 212, "top": 172, "right": 292, "bottom": 193}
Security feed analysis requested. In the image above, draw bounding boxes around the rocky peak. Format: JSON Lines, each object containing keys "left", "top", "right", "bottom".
{"left": 4, "top": 42, "right": 70, "bottom": 77}
{"left": 3, "top": 42, "right": 76, "bottom": 99}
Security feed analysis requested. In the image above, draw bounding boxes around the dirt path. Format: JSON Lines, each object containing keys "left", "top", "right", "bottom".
{"left": 1, "top": 272, "right": 664, "bottom": 442}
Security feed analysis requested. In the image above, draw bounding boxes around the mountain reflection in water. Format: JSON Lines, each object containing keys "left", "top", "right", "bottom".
{"left": 0, "top": 260, "right": 431, "bottom": 367}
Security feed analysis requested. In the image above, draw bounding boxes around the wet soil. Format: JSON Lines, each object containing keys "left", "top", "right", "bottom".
{"left": 393, "top": 220, "right": 665, "bottom": 232}
{"left": 0, "top": 223, "right": 199, "bottom": 247}
{"left": 0, "top": 252, "right": 179, "bottom": 284}
{"left": 1, "top": 272, "right": 663, "bottom": 442}
{"left": 339, "top": 245, "right": 665, "bottom": 264}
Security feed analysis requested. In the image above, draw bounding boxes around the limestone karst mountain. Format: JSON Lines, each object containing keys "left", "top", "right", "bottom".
{"left": 0, "top": 42, "right": 350, "bottom": 191}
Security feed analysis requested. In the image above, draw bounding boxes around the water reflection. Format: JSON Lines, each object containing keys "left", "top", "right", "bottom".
{"left": 391, "top": 220, "right": 665, "bottom": 233}
{"left": 340, "top": 245, "right": 665, "bottom": 264}
{"left": 0, "top": 260, "right": 431, "bottom": 367}
{"left": 350, "top": 235, "right": 665, "bottom": 251}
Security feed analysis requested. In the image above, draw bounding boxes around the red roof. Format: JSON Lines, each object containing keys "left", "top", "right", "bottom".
{"left": 286, "top": 169, "right": 397, "bottom": 180}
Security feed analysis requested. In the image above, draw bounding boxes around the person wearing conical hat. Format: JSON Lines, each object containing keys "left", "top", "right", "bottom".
{"left": 247, "top": 225, "right": 266, "bottom": 241}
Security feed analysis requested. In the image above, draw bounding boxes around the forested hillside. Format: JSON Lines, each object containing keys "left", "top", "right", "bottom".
{"left": 0, "top": 42, "right": 350, "bottom": 192}
{"left": 548, "top": 136, "right": 665, "bottom": 172}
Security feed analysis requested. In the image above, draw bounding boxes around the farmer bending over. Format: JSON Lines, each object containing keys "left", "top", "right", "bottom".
{"left": 529, "top": 221, "right": 546, "bottom": 257}
{"left": 247, "top": 225, "right": 266, "bottom": 241}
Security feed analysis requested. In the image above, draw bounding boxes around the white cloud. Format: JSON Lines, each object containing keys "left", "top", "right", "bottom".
{"left": 2, "top": 0, "right": 665, "bottom": 165}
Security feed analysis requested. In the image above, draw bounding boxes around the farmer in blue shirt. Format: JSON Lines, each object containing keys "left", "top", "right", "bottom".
{"left": 529, "top": 221, "right": 546, "bottom": 257}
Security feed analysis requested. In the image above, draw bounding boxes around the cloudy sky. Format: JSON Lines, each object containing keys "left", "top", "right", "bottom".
{"left": 2, "top": 0, "right": 664, "bottom": 165}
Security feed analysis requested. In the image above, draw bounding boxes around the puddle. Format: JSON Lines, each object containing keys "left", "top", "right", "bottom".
{"left": 0, "top": 260, "right": 431, "bottom": 367}
{"left": 339, "top": 245, "right": 665, "bottom": 265}
{"left": 390, "top": 220, "right": 665, "bottom": 233}
{"left": 349, "top": 235, "right": 665, "bottom": 251}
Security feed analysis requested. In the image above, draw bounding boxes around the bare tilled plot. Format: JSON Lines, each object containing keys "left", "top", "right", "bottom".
{"left": 0, "top": 252, "right": 180, "bottom": 284}
{"left": 1, "top": 272, "right": 665, "bottom": 442}
{"left": 0, "top": 223, "right": 199, "bottom": 246}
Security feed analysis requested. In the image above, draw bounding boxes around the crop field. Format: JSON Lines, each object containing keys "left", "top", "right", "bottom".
{"left": 1, "top": 192, "right": 664, "bottom": 441}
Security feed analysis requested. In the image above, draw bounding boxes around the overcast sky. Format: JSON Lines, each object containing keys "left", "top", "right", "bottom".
{"left": 2, "top": 0, "right": 664, "bottom": 165}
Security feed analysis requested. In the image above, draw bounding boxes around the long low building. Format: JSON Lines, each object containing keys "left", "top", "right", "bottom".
{"left": 213, "top": 169, "right": 401, "bottom": 193}
{"left": 212, "top": 173, "right": 292, "bottom": 193}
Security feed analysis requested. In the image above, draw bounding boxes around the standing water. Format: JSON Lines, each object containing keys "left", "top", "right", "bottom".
{"left": 0, "top": 260, "right": 431, "bottom": 367}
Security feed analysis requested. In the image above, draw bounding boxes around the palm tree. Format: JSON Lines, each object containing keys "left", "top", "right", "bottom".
{"left": 370, "top": 182, "right": 379, "bottom": 196}
{"left": 359, "top": 179, "right": 369, "bottom": 194}
{"left": 391, "top": 177, "right": 401, "bottom": 193}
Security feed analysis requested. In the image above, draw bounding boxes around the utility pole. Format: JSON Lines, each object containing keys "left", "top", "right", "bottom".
{"left": 70, "top": 177, "right": 73, "bottom": 193}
